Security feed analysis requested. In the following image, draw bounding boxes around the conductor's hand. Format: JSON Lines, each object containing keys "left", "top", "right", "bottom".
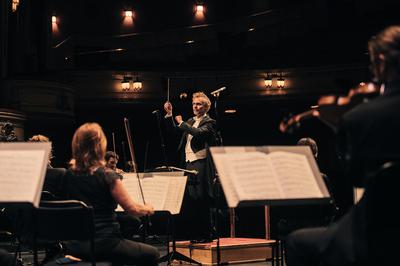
{"left": 175, "top": 115, "right": 183, "bottom": 124}
{"left": 164, "top": 101, "right": 173, "bottom": 116}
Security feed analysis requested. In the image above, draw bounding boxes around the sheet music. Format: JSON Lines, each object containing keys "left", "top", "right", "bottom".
{"left": 119, "top": 174, "right": 144, "bottom": 206}
{"left": 268, "top": 152, "right": 323, "bottom": 198}
{"left": 163, "top": 175, "right": 187, "bottom": 214}
{"left": 0, "top": 143, "right": 50, "bottom": 207}
{"left": 141, "top": 176, "right": 169, "bottom": 210}
{"left": 210, "top": 146, "right": 329, "bottom": 207}
{"left": 218, "top": 152, "right": 282, "bottom": 201}
{"left": 117, "top": 173, "right": 187, "bottom": 214}
{"left": 211, "top": 157, "right": 241, "bottom": 207}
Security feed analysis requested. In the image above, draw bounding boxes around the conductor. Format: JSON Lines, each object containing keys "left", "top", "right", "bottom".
{"left": 164, "top": 91, "right": 217, "bottom": 243}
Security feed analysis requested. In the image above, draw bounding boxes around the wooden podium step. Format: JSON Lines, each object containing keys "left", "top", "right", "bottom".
{"left": 170, "top": 237, "right": 276, "bottom": 265}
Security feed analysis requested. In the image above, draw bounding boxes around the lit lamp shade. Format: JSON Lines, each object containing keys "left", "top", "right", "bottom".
{"left": 196, "top": 4, "right": 204, "bottom": 13}
{"left": 132, "top": 81, "right": 142, "bottom": 90}
{"left": 125, "top": 10, "right": 133, "bottom": 17}
{"left": 264, "top": 78, "right": 272, "bottom": 88}
{"left": 121, "top": 80, "right": 130, "bottom": 91}
{"left": 277, "top": 78, "right": 285, "bottom": 88}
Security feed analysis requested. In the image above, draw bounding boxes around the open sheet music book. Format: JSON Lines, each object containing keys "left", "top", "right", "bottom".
{"left": 210, "top": 146, "right": 331, "bottom": 208}
{"left": 117, "top": 172, "right": 187, "bottom": 215}
{"left": 0, "top": 142, "right": 51, "bottom": 208}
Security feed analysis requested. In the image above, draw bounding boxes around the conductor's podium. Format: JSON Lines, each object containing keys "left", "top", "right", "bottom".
{"left": 170, "top": 237, "right": 279, "bottom": 265}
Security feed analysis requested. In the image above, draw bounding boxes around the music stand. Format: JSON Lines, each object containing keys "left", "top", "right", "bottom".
{"left": 155, "top": 170, "right": 200, "bottom": 265}
{"left": 211, "top": 88, "right": 226, "bottom": 266}
{"left": 158, "top": 212, "right": 201, "bottom": 265}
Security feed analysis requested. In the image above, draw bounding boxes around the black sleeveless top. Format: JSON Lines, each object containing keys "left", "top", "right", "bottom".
{"left": 64, "top": 167, "right": 122, "bottom": 240}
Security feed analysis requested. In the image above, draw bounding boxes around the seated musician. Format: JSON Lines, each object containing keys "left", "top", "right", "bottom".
{"left": 105, "top": 151, "right": 125, "bottom": 176}
{"left": 28, "top": 134, "right": 67, "bottom": 200}
{"left": 63, "top": 122, "right": 159, "bottom": 265}
{"left": 28, "top": 134, "right": 54, "bottom": 168}
{"left": 285, "top": 25, "right": 400, "bottom": 266}
{"left": 105, "top": 151, "right": 142, "bottom": 240}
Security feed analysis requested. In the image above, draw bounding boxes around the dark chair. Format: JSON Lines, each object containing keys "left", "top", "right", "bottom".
{"left": 365, "top": 161, "right": 400, "bottom": 265}
{"left": 42, "top": 168, "right": 67, "bottom": 199}
{"left": 32, "top": 200, "right": 112, "bottom": 266}
{"left": 40, "top": 191, "right": 57, "bottom": 201}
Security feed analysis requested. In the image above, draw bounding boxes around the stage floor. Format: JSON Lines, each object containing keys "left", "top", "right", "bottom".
{"left": 2, "top": 238, "right": 284, "bottom": 265}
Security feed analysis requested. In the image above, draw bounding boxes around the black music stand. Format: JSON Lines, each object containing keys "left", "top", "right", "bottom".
{"left": 211, "top": 89, "right": 226, "bottom": 266}
{"left": 158, "top": 212, "right": 201, "bottom": 265}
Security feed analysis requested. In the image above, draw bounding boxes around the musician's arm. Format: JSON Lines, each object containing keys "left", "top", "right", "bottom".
{"left": 110, "top": 179, "right": 154, "bottom": 216}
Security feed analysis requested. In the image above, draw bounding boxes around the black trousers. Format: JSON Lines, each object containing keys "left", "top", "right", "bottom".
{"left": 175, "top": 159, "right": 213, "bottom": 240}
{"left": 285, "top": 210, "right": 356, "bottom": 266}
{"left": 67, "top": 238, "right": 159, "bottom": 266}
{"left": 0, "top": 249, "right": 14, "bottom": 266}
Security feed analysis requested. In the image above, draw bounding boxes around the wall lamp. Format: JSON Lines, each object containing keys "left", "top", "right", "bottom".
{"left": 124, "top": 10, "right": 133, "bottom": 17}
{"left": 121, "top": 75, "right": 143, "bottom": 92}
{"left": 121, "top": 76, "right": 131, "bottom": 91}
{"left": 277, "top": 77, "right": 285, "bottom": 89}
{"left": 132, "top": 76, "right": 143, "bottom": 91}
{"left": 264, "top": 73, "right": 285, "bottom": 89}
{"left": 264, "top": 76, "right": 272, "bottom": 88}
{"left": 196, "top": 4, "right": 204, "bottom": 13}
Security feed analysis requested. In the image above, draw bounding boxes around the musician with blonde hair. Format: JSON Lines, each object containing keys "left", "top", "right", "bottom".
{"left": 64, "top": 122, "right": 159, "bottom": 265}
{"left": 28, "top": 134, "right": 54, "bottom": 167}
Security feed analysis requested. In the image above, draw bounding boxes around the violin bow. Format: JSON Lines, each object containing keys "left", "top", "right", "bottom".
{"left": 167, "top": 77, "right": 170, "bottom": 102}
{"left": 112, "top": 132, "right": 117, "bottom": 157}
{"left": 123, "top": 118, "right": 146, "bottom": 205}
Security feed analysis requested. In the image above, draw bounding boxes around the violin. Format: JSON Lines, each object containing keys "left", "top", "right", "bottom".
{"left": 279, "top": 82, "right": 380, "bottom": 134}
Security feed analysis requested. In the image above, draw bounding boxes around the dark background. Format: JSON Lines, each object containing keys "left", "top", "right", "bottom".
{"left": 1, "top": 0, "right": 399, "bottom": 238}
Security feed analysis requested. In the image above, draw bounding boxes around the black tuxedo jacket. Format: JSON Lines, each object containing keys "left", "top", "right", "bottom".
{"left": 338, "top": 81, "right": 400, "bottom": 187}
{"left": 166, "top": 114, "right": 217, "bottom": 164}
{"left": 177, "top": 115, "right": 216, "bottom": 154}
{"left": 165, "top": 114, "right": 217, "bottom": 201}
{"left": 323, "top": 81, "right": 400, "bottom": 265}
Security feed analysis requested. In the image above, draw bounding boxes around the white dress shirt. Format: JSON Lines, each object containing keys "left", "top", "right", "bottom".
{"left": 185, "top": 114, "right": 207, "bottom": 162}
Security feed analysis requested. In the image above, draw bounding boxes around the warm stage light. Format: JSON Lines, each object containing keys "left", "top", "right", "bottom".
{"left": 121, "top": 78, "right": 130, "bottom": 91}
{"left": 125, "top": 10, "right": 133, "bottom": 17}
{"left": 123, "top": 10, "right": 134, "bottom": 27}
{"left": 194, "top": 3, "right": 205, "bottom": 19}
{"left": 132, "top": 81, "right": 142, "bottom": 90}
{"left": 264, "top": 77, "right": 272, "bottom": 88}
{"left": 224, "top": 109, "right": 237, "bottom": 114}
{"left": 196, "top": 4, "right": 204, "bottom": 13}
{"left": 277, "top": 78, "right": 285, "bottom": 89}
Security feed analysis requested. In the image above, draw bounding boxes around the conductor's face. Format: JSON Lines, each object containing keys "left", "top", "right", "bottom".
{"left": 192, "top": 97, "right": 207, "bottom": 117}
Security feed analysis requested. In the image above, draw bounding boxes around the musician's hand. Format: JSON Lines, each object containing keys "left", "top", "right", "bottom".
{"left": 175, "top": 115, "right": 183, "bottom": 124}
{"left": 164, "top": 101, "right": 173, "bottom": 116}
{"left": 144, "top": 204, "right": 155, "bottom": 215}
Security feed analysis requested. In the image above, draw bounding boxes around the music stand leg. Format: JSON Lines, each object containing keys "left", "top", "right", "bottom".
{"left": 158, "top": 214, "right": 201, "bottom": 265}
{"left": 214, "top": 180, "right": 222, "bottom": 266}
